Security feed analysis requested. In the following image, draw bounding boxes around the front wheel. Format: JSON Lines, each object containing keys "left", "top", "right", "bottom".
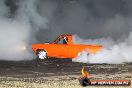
{"left": 36, "top": 49, "right": 47, "bottom": 60}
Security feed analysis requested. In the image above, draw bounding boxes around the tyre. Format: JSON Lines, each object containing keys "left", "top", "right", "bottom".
{"left": 36, "top": 49, "right": 47, "bottom": 60}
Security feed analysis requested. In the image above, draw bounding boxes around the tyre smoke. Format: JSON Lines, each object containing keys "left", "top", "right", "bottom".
{"left": 0, "top": 0, "right": 48, "bottom": 61}
{"left": 72, "top": 33, "right": 132, "bottom": 64}
{"left": 0, "top": 0, "right": 132, "bottom": 63}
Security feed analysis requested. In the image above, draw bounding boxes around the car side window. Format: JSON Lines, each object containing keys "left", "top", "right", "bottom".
{"left": 57, "top": 38, "right": 64, "bottom": 44}
{"left": 57, "top": 37, "right": 68, "bottom": 44}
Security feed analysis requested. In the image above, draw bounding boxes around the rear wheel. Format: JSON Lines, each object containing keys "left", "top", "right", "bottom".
{"left": 36, "top": 49, "right": 47, "bottom": 60}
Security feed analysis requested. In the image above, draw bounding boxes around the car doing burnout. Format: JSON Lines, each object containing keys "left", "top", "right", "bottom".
{"left": 32, "top": 34, "right": 102, "bottom": 59}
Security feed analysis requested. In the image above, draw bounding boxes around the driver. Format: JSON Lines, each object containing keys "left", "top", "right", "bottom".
{"left": 63, "top": 37, "right": 68, "bottom": 44}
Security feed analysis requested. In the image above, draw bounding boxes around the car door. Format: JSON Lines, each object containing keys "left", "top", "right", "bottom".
{"left": 52, "top": 37, "right": 85, "bottom": 58}
{"left": 48, "top": 37, "right": 69, "bottom": 58}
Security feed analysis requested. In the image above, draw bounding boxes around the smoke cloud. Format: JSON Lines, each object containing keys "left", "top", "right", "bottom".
{"left": 37, "top": 0, "right": 132, "bottom": 64}
{"left": 0, "top": 0, "right": 132, "bottom": 63}
{"left": 0, "top": 0, "right": 48, "bottom": 61}
{"left": 72, "top": 33, "right": 132, "bottom": 64}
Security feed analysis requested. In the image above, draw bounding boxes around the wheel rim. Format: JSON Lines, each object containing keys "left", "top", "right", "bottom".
{"left": 38, "top": 51, "right": 47, "bottom": 59}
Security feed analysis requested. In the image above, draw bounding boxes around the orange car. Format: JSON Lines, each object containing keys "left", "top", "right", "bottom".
{"left": 32, "top": 34, "right": 102, "bottom": 59}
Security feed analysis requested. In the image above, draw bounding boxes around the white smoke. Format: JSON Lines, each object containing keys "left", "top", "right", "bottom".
{"left": 0, "top": 0, "right": 48, "bottom": 61}
{"left": 0, "top": 19, "right": 32, "bottom": 61}
{"left": 16, "top": 0, "right": 48, "bottom": 30}
{"left": 72, "top": 32, "right": 132, "bottom": 64}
